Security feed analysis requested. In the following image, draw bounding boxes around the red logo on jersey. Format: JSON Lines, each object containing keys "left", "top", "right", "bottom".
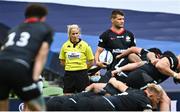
{"left": 110, "top": 37, "right": 116, "bottom": 40}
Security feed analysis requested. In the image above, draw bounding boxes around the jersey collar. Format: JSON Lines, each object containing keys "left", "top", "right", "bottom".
{"left": 24, "top": 17, "right": 40, "bottom": 23}
{"left": 110, "top": 27, "right": 125, "bottom": 35}
{"left": 70, "top": 38, "right": 82, "bottom": 48}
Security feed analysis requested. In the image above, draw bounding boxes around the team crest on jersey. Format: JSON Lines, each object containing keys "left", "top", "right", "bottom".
{"left": 125, "top": 36, "right": 131, "bottom": 42}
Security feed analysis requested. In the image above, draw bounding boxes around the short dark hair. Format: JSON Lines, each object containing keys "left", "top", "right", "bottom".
{"left": 111, "top": 9, "right": 124, "bottom": 19}
{"left": 25, "top": 3, "right": 48, "bottom": 18}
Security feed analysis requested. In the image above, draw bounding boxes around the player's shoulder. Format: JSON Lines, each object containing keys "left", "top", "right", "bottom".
{"left": 124, "top": 29, "right": 134, "bottom": 35}
{"left": 100, "top": 29, "right": 111, "bottom": 35}
{"left": 38, "top": 22, "right": 53, "bottom": 32}
{"left": 99, "top": 29, "right": 112, "bottom": 39}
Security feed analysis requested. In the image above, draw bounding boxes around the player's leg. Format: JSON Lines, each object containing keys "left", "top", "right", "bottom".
{"left": 11, "top": 62, "right": 45, "bottom": 111}
{"left": 24, "top": 95, "right": 45, "bottom": 111}
{"left": 0, "top": 61, "right": 12, "bottom": 111}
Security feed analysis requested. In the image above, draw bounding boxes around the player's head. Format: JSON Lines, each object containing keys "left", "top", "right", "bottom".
{"left": 146, "top": 83, "right": 163, "bottom": 109}
{"left": 111, "top": 9, "right": 125, "bottom": 28}
{"left": 111, "top": 10, "right": 124, "bottom": 19}
{"left": 148, "top": 48, "right": 162, "bottom": 58}
{"left": 25, "top": 3, "right": 48, "bottom": 21}
{"left": 67, "top": 24, "right": 81, "bottom": 43}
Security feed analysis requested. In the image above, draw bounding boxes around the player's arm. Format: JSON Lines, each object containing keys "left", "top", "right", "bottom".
{"left": 95, "top": 47, "right": 107, "bottom": 68}
{"left": 85, "top": 83, "right": 106, "bottom": 93}
{"left": 33, "top": 42, "right": 49, "bottom": 81}
{"left": 116, "top": 47, "right": 142, "bottom": 59}
{"left": 155, "top": 57, "right": 180, "bottom": 79}
{"left": 108, "top": 77, "right": 128, "bottom": 92}
{"left": 147, "top": 52, "right": 159, "bottom": 65}
{"left": 87, "top": 60, "right": 94, "bottom": 69}
{"left": 112, "top": 61, "right": 146, "bottom": 76}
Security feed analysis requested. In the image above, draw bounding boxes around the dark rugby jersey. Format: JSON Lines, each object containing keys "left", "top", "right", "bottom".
{"left": 139, "top": 51, "right": 178, "bottom": 83}
{"left": 106, "top": 88, "right": 152, "bottom": 111}
{"left": 98, "top": 29, "right": 136, "bottom": 55}
{"left": 0, "top": 21, "right": 53, "bottom": 67}
{"left": 98, "top": 29, "right": 136, "bottom": 69}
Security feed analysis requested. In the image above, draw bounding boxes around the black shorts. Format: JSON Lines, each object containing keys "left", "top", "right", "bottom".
{"left": 0, "top": 60, "right": 40, "bottom": 101}
{"left": 63, "top": 69, "right": 90, "bottom": 93}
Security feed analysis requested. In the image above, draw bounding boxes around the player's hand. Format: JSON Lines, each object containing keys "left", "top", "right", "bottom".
{"left": 173, "top": 73, "right": 180, "bottom": 79}
{"left": 150, "top": 59, "right": 159, "bottom": 66}
{"left": 116, "top": 54, "right": 123, "bottom": 59}
{"left": 111, "top": 68, "right": 122, "bottom": 77}
{"left": 96, "top": 61, "right": 107, "bottom": 68}
{"left": 173, "top": 73, "right": 180, "bottom": 84}
{"left": 111, "top": 70, "right": 118, "bottom": 77}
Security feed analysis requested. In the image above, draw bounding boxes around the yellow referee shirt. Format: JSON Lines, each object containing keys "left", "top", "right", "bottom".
{"left": 59, "top": 40, "right": 94, "bottom": 71}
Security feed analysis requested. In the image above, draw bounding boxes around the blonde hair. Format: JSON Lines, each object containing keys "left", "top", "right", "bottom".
{"left": 67, "top": 24, "right": 81, "bottom": 38}
{"left": 147, "top": 83, "right": 163, "bottom": 96}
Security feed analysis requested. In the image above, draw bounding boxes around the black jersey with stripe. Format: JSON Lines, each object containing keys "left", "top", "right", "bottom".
{"left": 0, "top": 21, "right": 53, "bottom": 67}
{"left": 106, "top": 88, "right": 152, "bottom": 111}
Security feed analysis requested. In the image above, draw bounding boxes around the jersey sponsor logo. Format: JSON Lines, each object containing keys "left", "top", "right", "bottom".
{"left": 117, "top": 36, "right": 124, "bottom": 38}
{"left": 125, "top": 36, "right": 131, "bottom": 42}
{"left": 112, "top": 49, "right": 126, "bottom": 53}
{"left": 67, "top": 52, "right": 81, "bottom": 59}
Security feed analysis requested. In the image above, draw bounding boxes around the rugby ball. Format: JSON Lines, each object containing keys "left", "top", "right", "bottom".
{"left": 99, "top": 50, "right": 113, "bottom": 65}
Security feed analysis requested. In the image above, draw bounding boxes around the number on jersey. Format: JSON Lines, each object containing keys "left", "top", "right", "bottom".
{"left": 4, "top": 32, "right": 30, "bottom": 47}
